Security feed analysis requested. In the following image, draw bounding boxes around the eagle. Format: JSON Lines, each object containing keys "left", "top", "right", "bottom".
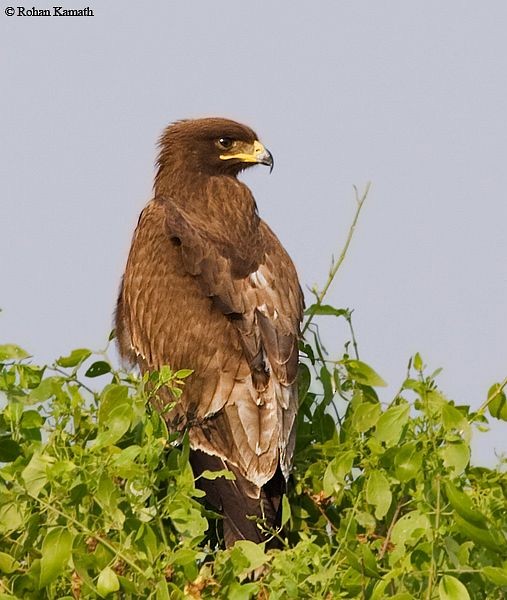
{"left": 115, "top": 118, "right": 303, "bottom": 547}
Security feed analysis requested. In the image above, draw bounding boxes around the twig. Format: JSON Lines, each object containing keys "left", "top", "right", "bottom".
{"left": 302, "top": 182, "right": 371, "bottom": 336}
{"left": 345, "top": 311, "right": 360, "bottom": 360}
{"left": 378, "top": 499, "right": 404, "bottom": 560}
{"left": 310, "top": 494, "right": 339, "bottom": 533}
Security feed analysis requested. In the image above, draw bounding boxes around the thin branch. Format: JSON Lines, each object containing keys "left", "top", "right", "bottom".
{"left": 302, "top": 182, "right": 371, "bottom": 336}
{"left": 313, "top": 500, "right": 339, "bottom": 532}
{"left": 378, "top": 499, "right": 404, "bottom": 560}
{"left": 345, "top": 311, "right": 360, "bottom": 360}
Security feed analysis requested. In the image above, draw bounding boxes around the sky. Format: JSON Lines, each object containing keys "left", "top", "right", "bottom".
{"left": 1, "top": 2, "right": 506, "bottom": 465}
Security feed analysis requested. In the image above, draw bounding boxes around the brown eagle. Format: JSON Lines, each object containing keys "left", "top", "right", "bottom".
{"left": 115, "top": 118, "right": 303, "bottom": 546}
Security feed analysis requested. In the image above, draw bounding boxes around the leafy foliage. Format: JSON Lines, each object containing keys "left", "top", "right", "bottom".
{"left": 0, "top": 324, "right": 506, "bottom": 599}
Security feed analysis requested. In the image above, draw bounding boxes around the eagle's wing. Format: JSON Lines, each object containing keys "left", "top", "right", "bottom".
{"left": 117, "top": 197, "right": 303, "bottom": 490}
{"left": 163, "top": 200, "right": 304, "bottom": 482}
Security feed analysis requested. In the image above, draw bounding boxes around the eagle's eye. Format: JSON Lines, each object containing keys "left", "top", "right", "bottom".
{"left": 217, "top": 137, "right": 234, "bottom": 150}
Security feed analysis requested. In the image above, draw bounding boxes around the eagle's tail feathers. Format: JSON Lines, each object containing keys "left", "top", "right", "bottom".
{"left": 190, "top": 449, "right": 284, "bottom": 548}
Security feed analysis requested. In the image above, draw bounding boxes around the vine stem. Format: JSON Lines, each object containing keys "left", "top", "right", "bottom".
{"left": 302, "top": 182, "right": 371, "bottom": 337}
{"left": 426, "top": 475, "right": 441, "bottom": 600}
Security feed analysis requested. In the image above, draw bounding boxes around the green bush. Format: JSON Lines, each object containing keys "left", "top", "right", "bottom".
{"left": 0, "top": 323, "right": 506, "bottom": 599}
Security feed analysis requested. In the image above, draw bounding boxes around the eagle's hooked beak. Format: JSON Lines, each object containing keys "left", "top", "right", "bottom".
{"left": 220, "top": 140, "right": 274, "bottom": 173}
{"left": 253, "top": 140, "right": 274, "bottom": 173}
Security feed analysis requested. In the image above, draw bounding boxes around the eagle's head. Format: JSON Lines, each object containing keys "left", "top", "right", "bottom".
{"left": 156, "top": 117, "right": 274, "bottom": 179}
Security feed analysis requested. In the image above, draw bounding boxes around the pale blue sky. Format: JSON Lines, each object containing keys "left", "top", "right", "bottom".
{"left": 2, "top": 2, "right": 506, "bottom": 464}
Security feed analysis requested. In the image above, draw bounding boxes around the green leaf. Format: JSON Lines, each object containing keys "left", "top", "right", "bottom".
{"left": 0, "top": 438, "right": 22, "bottom": 462}
{"left": 227, "top": 581, "right": 259, "bottom": 600}
{"left": 97, "top": 566, "right": 120, "bottom": 597}
{"left": 155, "top": 365, "right": 174, "bottom": 385}
{"left": 71, "top": 534, "right": 100, "bottom": 595}
{"left": 85, "top": 361, "right": 111, "bottom": 378}
{"left": 98, "top": 384, "right": 129, "bottom": 421}
{"left": 454, "top": 514, "right": 505, "bottom": 553}
{"left": 391, "top": 512, "right": 429, "bottom": 545}
{"left": 231, "top": 541, "right": 267, "bottom": 573}
{"left": 360, "top": 544, "right": 380, "bottom": 577}
{"left": 200, "top": 469, "right": 236, "bottom": 480}
{"left": 323, "top": 450, "right": 354, "bottom": 496}
{"left": 15, "top": 363, "right": 45, "bottom": 389}
{"left": 280, "top": 494, "right": 291, "bottom": 527}
{"left": 94, "top": 474, "right": 125, "bottom": 527}
{"left": 344, "top": 359, "right": 387, "bottom": 387}
{"left": 110, "top": 445, "right": 142, "bottom": 478}
{"left": 0, "top": 552, "right": 20, "bottom": 574}
{"left": 390, "top": 511, "right": 431, "bottom": 564}
{"left": 304, "top": 304, "right": 349, "bottom": 317}
{"left": 482, "top": 565, "right": 507, "bottom": 586}
{"left": 56, "top": 348, "right": 91, "bottom": 368}
{"left": 319, "top": 365, "right": 333, "bottom": 402}
{"left": 20, "top": 409, "right": 44, "bottom": 429}
{"left": 488, "top": 383, "right": 507, "bottom": 421}
{"left": 444, "top": 481, "right": 487, "bottom": 526}
{"left": 298, "top": 362, "right": 312, "bottom": 401}
{"left": 0, "top": 344, "right": 30, "bottom": 361}
{"left": 299, "top": 342, "right": 315, "bottom": 363}
{"left": 155, "top": 578, "right": 171, "bottom": 600}
{"left": 438, "top": 575, "right": 470, "bottom": 600}
{"left": 0, "top": 502, "right": 23, "bottom": 533}
{"left": 21, "top": 452, "right": 55, "bottom": 497}
{"left": 374, "top": 402, "right": 410, "bottom": 446}
{"left": 351, "top": 401, "right": 381, "bottom": 433}
{"left": 371, "top": 580, "right": 390, "bottom": 600}
{"left": 394, "top": 442, "right": 422, "bottom": 482}
{"left": 425, "top": 390, "right": 448, "bottom": 415}
{"left": 366, "top": 471, "right": 391, "bottom": 519}
{"left": 47, "top": 459, "right": 77, "bottom": 482}
{"left": 355, "top": 510, "right": 376, "bottom": 533}
{"left": 413, "top": 352, "right": 423, "bottom": 371}
{"left": 439, "top": 441, "right": 470, "bottom": 476}
{"left": 343, "top": 547, "right": 362, "bottom": 575}
{"left": 29, "top": 376, "right": 62, "bottom": 402}
{"left": 94, "top": 385, "right": 132, "bottom": 448}
{"left": 174, "top": 368, "right": 193, "bottom": 379}
{"left": 39, "top": 527, "right": 73, "bottom": 587}
{"left": 441, "top": 403, "right": 471, "bottom": 441}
